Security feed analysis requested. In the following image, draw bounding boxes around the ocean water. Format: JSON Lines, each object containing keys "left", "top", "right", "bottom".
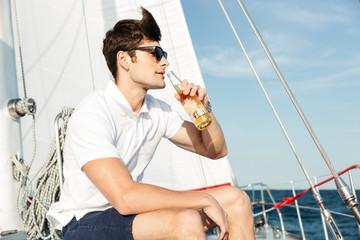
{"left": 248, "top": 189, "right": 360, "bottom": 239}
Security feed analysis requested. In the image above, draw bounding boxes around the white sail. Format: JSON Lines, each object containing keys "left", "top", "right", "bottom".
{"left": 14, "top": 0, "right": 235, "bottom": 191}
{"left": 1, "top": 0, "right": 236, "bottom": 233}
{"left": 0, "top": 0, "right": 23, "bottom": 232}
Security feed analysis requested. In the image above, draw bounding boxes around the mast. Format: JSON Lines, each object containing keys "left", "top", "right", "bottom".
{"left": 0, "top": 0, "right": 23, "bottom": 233}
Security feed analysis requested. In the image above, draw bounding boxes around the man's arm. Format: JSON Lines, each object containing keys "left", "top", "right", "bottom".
{"left": 169, "top": 80, "right": 227, "bottom": 159}
{"left": 82, "top": 157, "right": 228, "bottom": 235}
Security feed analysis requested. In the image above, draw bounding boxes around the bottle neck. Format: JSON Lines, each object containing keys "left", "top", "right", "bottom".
{"left": 167, "top": 71, "right": 182, "bottom": 92}
{"left": 173, "top": 84, "right": 182, "bottom": 92}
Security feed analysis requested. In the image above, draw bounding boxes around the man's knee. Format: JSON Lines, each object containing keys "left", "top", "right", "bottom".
{"left": 173, "top": 209, "right": 206, "bottom": 240}
{"left": 225, "top": 186, "right": 252, "bottom": 212}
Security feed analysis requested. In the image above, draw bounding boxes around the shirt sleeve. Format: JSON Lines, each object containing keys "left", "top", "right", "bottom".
{"left": 158, "top": 100, "right": 184, "bottom": 139}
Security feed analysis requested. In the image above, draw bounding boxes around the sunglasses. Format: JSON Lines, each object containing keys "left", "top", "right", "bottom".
{"left": 130, "top": 46, "right": 168, "bottom": 61}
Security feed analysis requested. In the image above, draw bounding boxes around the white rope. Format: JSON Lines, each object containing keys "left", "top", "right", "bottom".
{"left": 14, "top": 110, "right": 37, "bottom": 229}
{"left": 13, "top": 107, "right": 74, "bottom": 240}
{"left": 11, "top": 154, "right": 29, "bottom": 182}
{"left": 11, "top": 0, "right": 27, "bottom": 98}
{"left": 10, "top": 1, "right": 76, "bottom": 238}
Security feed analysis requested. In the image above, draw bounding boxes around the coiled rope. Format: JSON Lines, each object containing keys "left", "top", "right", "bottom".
{"left": 15, "top": 107, "right": 74, "bottom": 240}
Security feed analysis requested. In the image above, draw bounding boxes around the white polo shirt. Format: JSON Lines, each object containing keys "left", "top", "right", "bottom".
{"left": 47, "top": 80, "right": 184, "bottom": 229}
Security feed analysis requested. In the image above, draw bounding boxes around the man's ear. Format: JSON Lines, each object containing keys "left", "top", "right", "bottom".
{"left": 117, "top": 51, "right": 131, "bottom": 70}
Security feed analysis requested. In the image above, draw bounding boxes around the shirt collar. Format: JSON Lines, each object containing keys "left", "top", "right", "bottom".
{"left": 105, "top": 81, "right": 150, "bottom": 118}
{"left": 139, "top": 95, "right": 150, "bottom": 114}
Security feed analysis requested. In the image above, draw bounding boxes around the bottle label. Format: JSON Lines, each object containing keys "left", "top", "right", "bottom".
{"left": 183, "top": 98, "right": 205, "bottom": 118}
{"left": 193, "top": 108, "right": 205, "bottom": 118}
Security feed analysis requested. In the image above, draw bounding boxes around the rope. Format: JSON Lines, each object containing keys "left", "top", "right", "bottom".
{"left": 14, "top": 107, "right": 74, "bottom": 240}
{"left": 272, "top": 165, "right": 360, "bottom": 209}
{"left": 11, "top": 0, "right": 27, "bottom": 98}
{"left": 11, "top": 154, "right": 29, "bottom": 182}
{"left": 10, "top": 1, "right": 76, "bottom": 238}
{"left": 13, "top": 110, "right": 37, "bottom": 228}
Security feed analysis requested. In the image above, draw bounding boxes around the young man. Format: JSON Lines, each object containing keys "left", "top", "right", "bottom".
{"left": 47, "top": 7, "right": 254, "bottom": 240}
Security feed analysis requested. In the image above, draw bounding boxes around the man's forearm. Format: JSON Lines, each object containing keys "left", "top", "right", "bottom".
{"left": 84, "top": 157, "right": 223, "bottom": 218}
{"left": 200, "top": 111, "right": 227, "bottom": 159}
{"left": 112, "top": 181, "right": 215, "bottom": 215}
{"left": 112, "top": 181, "right": 229, "bottom": 236}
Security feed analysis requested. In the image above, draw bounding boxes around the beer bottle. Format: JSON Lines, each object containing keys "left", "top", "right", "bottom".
{"left": 167, "top": 71, "right": 212, "bottom": 130}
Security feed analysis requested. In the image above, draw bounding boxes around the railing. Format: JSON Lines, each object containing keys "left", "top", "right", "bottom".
{"left": 240, "top": 164, "right": 360, "bottom": 239}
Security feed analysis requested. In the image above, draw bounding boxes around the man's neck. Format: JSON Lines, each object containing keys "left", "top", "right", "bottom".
{"left": 115, "top": 78, "right": 146, "bottom": 115}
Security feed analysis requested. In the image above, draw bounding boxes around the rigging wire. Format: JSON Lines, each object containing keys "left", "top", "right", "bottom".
{"left": 249, "top": 166, "right": 359, "bottom": 239}
{"left": 235, "top": 0, "right": 340, "bottom": 179}
{"left": 217, "top": 0, "right": 346, "bottom": 238}
{"left": 235, "top": 0, "right": 360, "bottom": 226}
{"left": 216, "top": 0, "right": 316, "bottom": 190}
{"left": 272, "top": 165, "right": 360, "bottom": 209}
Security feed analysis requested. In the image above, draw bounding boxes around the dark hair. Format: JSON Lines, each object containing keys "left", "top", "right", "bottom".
{"left": 102, "top": 7, "right": 162, "bottom": 78}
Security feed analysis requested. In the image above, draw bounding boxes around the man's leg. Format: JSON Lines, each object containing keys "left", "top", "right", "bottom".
{"left": 204, "top": 186, "right": 255, "bottom": 239}
{"left": 132, "top": 186, "right": 253, "bottom": 240}
{"left": 132, "top": 208, "right": 207, "bottom": 240}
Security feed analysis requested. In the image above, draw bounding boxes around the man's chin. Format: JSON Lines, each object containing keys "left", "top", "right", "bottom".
{"left": 152, "top": 83, "right": 166, "bottom": 90}
{"left": 146, "top": 85, "right": 165, "bottom": 91}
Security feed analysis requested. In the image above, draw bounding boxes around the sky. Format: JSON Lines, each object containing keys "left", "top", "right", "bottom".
{"left": 181, "top": 0, "right": 360, "bottom": 189}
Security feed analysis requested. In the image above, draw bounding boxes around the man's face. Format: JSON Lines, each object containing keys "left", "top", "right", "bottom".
{"left": 129, "top": 39, "right": 169, "bottom": 90}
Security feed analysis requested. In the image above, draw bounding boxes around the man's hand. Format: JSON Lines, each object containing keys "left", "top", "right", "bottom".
{"left": 202, "top": 195, "right": 229, "bottom": 240}
{"left": 173, "top": 79, "right": 210, "bottom": 109}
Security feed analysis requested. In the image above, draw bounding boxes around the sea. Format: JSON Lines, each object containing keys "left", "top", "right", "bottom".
{"left": 248, "top": 189, "right": 360, "bottom": 239}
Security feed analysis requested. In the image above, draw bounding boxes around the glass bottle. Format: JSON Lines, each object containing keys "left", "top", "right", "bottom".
{"left": 167, "top": 71, "right": 212, "bottom": 130}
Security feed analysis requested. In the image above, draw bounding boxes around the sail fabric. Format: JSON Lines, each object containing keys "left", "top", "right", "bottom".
{"left": 0, "top": 0, "right": 23, "bottom": 231}
{"left": 13, "top": 0, "right": 234, "bottom": 191}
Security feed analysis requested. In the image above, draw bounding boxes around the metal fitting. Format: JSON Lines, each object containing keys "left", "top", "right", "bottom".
{"left": 7, "top": 98, "right": 37, "bottom": 120}
{"left": 335, "top": 177, "right": 358, "bottom": 207}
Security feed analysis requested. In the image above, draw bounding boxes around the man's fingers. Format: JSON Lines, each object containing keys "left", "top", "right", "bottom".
{"left": 217, "top": 227, "right": 229, "bottom": 240}
{"left": 183, "top": 83, "right": 197, "bottom": 96}
{"left": 189, "top": 85, "right": 200, "bottom": 97}
{"left": 174, "top": 93, "right": 180, "bottom": 101}
{"left": 217, "top": 222, "right": 229, "bottom": 240}
{"left": 180, "top": 80, "right": 206, "bottom": 99}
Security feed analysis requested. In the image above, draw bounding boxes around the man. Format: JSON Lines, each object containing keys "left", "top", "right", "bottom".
{"left": 47, "top": 7, "right": 254, "bottom": 240}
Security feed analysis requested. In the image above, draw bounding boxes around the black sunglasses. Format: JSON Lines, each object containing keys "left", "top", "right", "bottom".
{"left": 129, "top": 46, "right": 168, "bottom": 61}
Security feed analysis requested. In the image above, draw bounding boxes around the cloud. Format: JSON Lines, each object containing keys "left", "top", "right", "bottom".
{"left": 294, "top": 63, "right": 360, "bottom": 92}
{"left": 270, "top": 2, "right": 352, "bottom": 31}
{"left": 195, "top": 1, "right": 360, "bottom": 94}
{"left": 198, "top": 47, "right": 249, "bottom": 78}
{"left": 198, "top": 45, "right": 278, "bottom": 79}
{"left": 197, "top": 41, "right": 360, "bottom": 96}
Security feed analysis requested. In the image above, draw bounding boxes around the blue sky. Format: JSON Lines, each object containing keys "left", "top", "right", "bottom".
{"left": 181, "top": 0, "right": 360, "bottom": 189}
